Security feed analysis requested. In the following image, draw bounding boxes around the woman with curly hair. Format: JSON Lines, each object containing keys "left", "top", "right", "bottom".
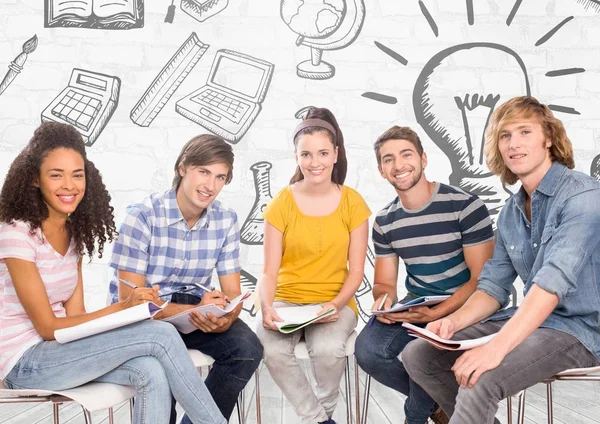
{"left": 0, "top": 122, "right": 226, "bottom": 424}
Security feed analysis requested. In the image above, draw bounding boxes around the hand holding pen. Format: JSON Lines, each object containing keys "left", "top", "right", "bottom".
{"left": 118, "top": 279, "right": 159, "bottom": 308}
{"left": 367, "top": 293, "right": 389, "bottom": 328}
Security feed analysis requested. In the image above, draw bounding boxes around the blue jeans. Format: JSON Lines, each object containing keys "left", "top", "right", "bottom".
{"left": 4, "top": 320, "right": 226, "bottom": 424}
{"left": 355, "top": 320, "right": 436, "bottom": 424}
{"left": 174, "top": 318, "right": 263, "bottom": 424}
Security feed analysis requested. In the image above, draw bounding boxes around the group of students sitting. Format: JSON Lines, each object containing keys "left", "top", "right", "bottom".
{"left": 0, "top": 96, "right": 599, "bottom": 424}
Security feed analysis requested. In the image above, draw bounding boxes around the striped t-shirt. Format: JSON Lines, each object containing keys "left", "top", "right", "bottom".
{"left": 0, "top": 221, "right": 78, "bottom": 379}
{"left": 373, "top": 183, "right": 493, "bottom": 296}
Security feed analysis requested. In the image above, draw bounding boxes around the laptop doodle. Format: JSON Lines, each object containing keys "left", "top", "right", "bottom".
{"left": 176, "top": 49, "right": 274, "bottom": 144}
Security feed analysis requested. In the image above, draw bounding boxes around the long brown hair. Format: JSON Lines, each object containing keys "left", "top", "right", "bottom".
{"left": 290, "top": 107, "right": 347, "bottom": 185}
{"left": 0, "top": 122, "right": 116, "bottom": 258}
{"left": 484, "top": 96, "right": 574, "bottom": 185}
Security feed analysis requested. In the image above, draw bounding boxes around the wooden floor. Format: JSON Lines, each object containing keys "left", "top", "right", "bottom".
{"left": 2, "top": 361, "right": 599, "bottom": 423}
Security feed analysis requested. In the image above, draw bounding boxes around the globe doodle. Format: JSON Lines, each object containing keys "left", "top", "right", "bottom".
{"left": 281, "top": 0, "right": 346, "bottom": 39}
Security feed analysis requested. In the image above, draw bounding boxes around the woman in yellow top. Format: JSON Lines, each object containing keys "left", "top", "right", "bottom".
{"left": 257, "top": 107, "right": 371, "bottom": 424}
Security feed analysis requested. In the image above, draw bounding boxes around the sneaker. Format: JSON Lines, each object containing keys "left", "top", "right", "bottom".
{"left": 430, "top": 407, "right": 450, "bottom": 424}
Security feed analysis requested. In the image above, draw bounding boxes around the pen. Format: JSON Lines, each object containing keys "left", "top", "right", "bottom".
{"left": 367, "top": 293, "right": 388, "bottom": 328}
{"left": 118, "top": 278, "right": 138, "bottom": 290}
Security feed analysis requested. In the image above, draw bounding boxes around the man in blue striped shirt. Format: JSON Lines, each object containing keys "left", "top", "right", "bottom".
{"left": 108, "top": 134, "right": 263, "bottom": 424}
{"left": 355, "top": 126, "right": 494, "bottom": 424}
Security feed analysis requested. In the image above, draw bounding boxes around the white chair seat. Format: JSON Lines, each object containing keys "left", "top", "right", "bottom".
{"left": 555, "top": 365, "right": 600, "bottom": 377}
{"left": 0, "top": 382, "right": 135, "bottom": 412}
{"left": 188, "top": 348, "right": 216, "bottom": 368}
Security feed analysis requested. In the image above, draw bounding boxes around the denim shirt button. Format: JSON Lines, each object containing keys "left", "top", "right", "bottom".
{"left": 510, "top": 245, "right": 515, "bottom": 250}
{"left": 533, "top": 243, "right": 538, "bottom": 248}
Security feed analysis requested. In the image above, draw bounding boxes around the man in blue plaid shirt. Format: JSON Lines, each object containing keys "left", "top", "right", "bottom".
{"left": 108, "top": 134, "right": 263, "bottom": 423}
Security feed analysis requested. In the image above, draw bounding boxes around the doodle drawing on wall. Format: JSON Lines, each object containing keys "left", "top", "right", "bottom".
{"left": 175, "top": 49, "right": 274, "bottom": 144}
{"left": 44, "top": 0, "right": 144, "bottom": 29}
{"left": 0, "top": 35, "right": 38, "bottom": 97}
{"left": 241, "top": 162, "right": 273, "bottom": 245}
{"left": 181, "top": 0, "right": 229, "bottom": 22}
{"left": 280, "top": 0, "right": 366, "bottom": 80}
{"left": 240, "top": 269, "right": 259, "bottom": 317}
{"left": 592, "top": 154, "right": 600, "bottom": 181}
{"left": 41, "top": 69, "right": 120, "bottom": 147}
{"left": 354, "top": 245, "right": 375, "bottom": 324}
{"left": 131, "top": 33, "right": 209, "bottom": 127}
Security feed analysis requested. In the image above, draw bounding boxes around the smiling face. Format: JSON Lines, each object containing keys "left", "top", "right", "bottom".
{"left": 378, "top": 138, "right": 427, "bottom": 192}
{"left": 176, "top": 162, "right": 229, "bottom": 219}
{"left": 294, "top": 131, "right": 338, "bottom": 185}
{"left": 498, "top": 119, "right": 552, "bottom": 184}
{"left": 35, "top": 147, "right": 86, "bottom": 219}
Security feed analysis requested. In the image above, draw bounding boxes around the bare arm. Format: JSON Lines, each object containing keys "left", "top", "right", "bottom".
{"left": 331, "top": 220, "right": 369, "bottom": 309}
{"left": 258, "top": 222, "right": 284, "bottom": 330}
{"left": 7, "top": 258, "right": 156, "bottom": 341}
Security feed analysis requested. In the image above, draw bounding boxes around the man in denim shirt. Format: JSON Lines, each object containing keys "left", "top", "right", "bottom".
{"left": 403, "top": 96, "right": 600, "bottom": 424}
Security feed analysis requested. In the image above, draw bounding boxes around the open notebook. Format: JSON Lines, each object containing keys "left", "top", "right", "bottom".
{"left": 402, "top": 322, "right": 497, "bottom": 351}
{"left": 274, "top": 305, "right": 335, "bottom": 334}
{"left": 371, "top": 295, "right": 450, "bottom": 315}
{"left": 161, "top": 291, "right": 252, "bottom": 334}
{"left": 54, "top": 301, "right": 168, "bottom": 344}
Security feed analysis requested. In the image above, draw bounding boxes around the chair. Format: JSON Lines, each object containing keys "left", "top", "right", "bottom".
{"left": 255, "top": 330, "right": 360, "bottom": 424}
{"left": 538, "top": 366, "right": 600, "bottom": 424}
{"left": 188, "top": 349, "right": 260, "bottom": 424}
{"left": 0, "top": 380, "right": 135, "bottom": 423}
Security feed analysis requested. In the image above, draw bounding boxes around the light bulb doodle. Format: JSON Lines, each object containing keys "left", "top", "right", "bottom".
{"left": 592, "top": 154, "right": 600, "bottom": 182}
{"left": 240, "top": 162, "right": 274, "bottom": 245}
{"left": 413, "top": 42, "right": 529, "bottom": 221}
{"left": 240, "top": 269, "right": 259, "bottom": 317}
{"left": 576, "top": 0, "right": 600, "bottom": 12}
{"left": 280, "top": 0, "right": 366, "bottom": 80}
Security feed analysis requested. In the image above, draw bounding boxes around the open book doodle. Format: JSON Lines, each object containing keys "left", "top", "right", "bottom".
{"left": 45, "top": 0, "right": 144, "bottom": 30}
{"left": 371, "top": 295, "right": 450, "bottom": 315}
{"left": 54, "top": 301, "right": 168, "bottom": 344}
{"left": 161, "top": 291, "right": 252, "bottom": 334}
{"left": 402, "top": 322, "right": 497, "bottom": 351}
{"left": 274, "top": 305, "right": 335, "bottom": 334}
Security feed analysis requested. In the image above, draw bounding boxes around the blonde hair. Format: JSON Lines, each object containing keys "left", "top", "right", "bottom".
{"left": 484, "top": 96, "right": 574, "bottom": 185}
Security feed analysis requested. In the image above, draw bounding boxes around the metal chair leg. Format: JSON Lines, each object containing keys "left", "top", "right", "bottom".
{"left": 129, "top": 398, "right": 134, "bottom": 423}
{"left": 506, "top": 395, "right": 513, "bottom": 424}
{"left": 345, "top": 357, "right": 352, "bottom": 424}
{"left": 108, "top": 407, "right": 114, "bottom": 424}
{"left": 53, "top": 403, "right": 60, "bottom": 424}
{"left": 354, "top": 357, "right": 360, "bottom": 424}
{"left": 82, "top": 406, "right": 92, "bottom": 424}
{"left": 361, "top": 375, "right": 371, "bottom": 424}
{"left": 236, "top": 398, "right": 243, "bottom": 424}
{"left": 517, "top": 390, "right": 526, "bottom": 424}
{"left": 255, "top": 369, "right": 262, "bottom": 424}
{"left": 546, "top": 381, "right": 554, "bottom": 424}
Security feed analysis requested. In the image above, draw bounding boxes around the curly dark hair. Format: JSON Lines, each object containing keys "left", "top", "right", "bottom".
{"left": 0, "top": 122, "right": 116, "bottom": 258}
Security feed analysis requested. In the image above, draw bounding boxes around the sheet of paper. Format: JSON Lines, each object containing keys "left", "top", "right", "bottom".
{"left": 273, "top": 305, "right": 335, "bottom": 333}
{"left": 161, "top": 291, "right": 252, "bottom": 334}
{"left": 54, "top": 301, "right": 167, "bottom": 344}
{"left": 402, "top": 322, "right": 497, "bottom": 351}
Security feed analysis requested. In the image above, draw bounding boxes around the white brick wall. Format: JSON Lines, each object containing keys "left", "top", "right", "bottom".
{"left": 0, "top": 0, "right": 598, "bottom": 319}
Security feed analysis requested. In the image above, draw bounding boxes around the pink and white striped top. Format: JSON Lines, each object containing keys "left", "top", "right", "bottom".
{"left": 0, "top": 221, "right": 78, "bottom": 379}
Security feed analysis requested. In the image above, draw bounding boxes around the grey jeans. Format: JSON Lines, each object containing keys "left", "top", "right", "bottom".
{"left": 256, "top": 301, "right": 357, "bottom": 424}
{"left": 402, "top": 320, "right": 599, "bottom": 424}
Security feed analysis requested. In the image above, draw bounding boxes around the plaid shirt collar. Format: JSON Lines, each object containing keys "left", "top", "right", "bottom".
{"left": 163, "top": 189, "right": 212, "bottom": 230}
